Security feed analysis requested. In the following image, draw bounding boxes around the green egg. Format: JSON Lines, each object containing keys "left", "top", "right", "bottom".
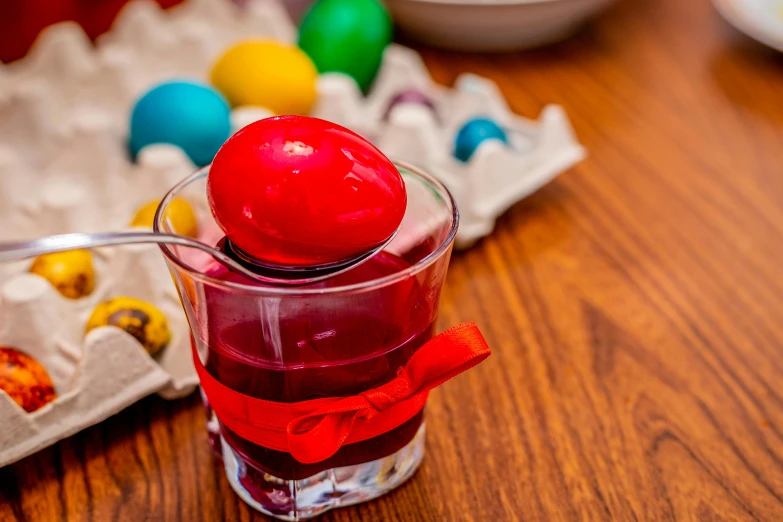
{"left": 298, "top": 0, "right": 393, "bottom": 92}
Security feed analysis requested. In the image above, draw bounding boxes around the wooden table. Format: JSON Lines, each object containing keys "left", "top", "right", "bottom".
{"left": 4, "top": 0, "right": 783, "bottom": 519}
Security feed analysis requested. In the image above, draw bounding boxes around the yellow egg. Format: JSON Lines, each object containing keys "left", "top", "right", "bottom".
{"left": 210, "top": 40, "right": 318, "bottom": 115}
{"left": 86, "top": 297, "right": 171, "bottom": 356}
{"left": 30, "top": 250, "right": 95, "bottom": 299}
{"left": 131, "top": 197, "right": 198, "bottom": 238}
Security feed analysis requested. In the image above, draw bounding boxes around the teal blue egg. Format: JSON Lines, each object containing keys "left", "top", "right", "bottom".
{"left": 298, "top": 0, "right": 392, "bottom": 92}
{"left": 454, "top": 117, "right": 509, "bottom": 163}
{"left": 129, "top": 81, "right": 231, "bottom": 167}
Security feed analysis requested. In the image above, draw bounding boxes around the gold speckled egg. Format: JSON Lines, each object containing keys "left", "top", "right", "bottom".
{"left": 131, "top": 197, "right": 198, "bottom": 238}
{"left": 29, "top": 249, "right": 95, "bottom": 299}
{"left": 0, "top": 346, "right": 56, "bottom": 413}
{"left": 86, "top": 297, "right": 171, "bottom": 356}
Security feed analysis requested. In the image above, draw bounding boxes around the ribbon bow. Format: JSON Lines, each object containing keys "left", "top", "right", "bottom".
{"left": 195, "top": 322, "right": 490, "bottom": 464}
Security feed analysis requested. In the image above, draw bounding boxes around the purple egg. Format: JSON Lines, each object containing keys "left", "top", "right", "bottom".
{"left": 382, "top": 89, "right": 438, "bottom": 121}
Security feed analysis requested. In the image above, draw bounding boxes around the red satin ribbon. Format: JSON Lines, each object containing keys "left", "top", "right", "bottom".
{"left": 194, "top": 322, "right": 490, "bottom": 464}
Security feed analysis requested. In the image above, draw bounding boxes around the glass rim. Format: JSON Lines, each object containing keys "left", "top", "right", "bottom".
{"left": 154, "top": 161, "right": 459, "bottom": 296}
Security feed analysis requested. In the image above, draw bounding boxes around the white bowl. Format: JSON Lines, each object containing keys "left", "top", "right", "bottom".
{"left": 385, "top": 0, "right": 614, "bottom": 51}
{"left": 713, "top": 0, "right": 783, "bottom": 53}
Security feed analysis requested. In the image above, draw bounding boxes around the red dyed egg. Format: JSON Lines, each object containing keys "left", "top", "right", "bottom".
{"left": 207, "top": 115, "right": 406, "bottom": 268}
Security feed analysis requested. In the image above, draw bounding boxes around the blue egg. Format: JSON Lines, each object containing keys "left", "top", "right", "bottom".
{"left": 129, "top": 81, "right": 231, "bottom": 167}
{"left": 454, "top": 117, "right": 509, "bottom": 163}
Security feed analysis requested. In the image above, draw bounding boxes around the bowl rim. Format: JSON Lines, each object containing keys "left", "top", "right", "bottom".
{"left": 386, "top": 0, "right": 597, "bottom": 8}
{"left": 712, "top": 0, "right": 783, "bottom": 54}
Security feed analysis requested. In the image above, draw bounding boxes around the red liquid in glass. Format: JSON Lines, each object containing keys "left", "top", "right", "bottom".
{"left": 194, "top": 250, "right": 435, "bottom": 482}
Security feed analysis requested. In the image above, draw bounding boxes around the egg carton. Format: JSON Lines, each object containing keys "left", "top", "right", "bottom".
{"left": 0, "top": 0, "right": 583, "bottom": 465}
{"left": 0, "top": 0, "right": 290, "bottom": 467}
{"left": 0, "top": 274, "right": 184, "bottom": 467}
{"left": 0, "top": 144, "right": 213, "bottom": 468}
{"left": 309, "top": 45, "right": 586, "bottom": 247}
{"left": 1, "top": 0, "right": 584, "bottom": 246}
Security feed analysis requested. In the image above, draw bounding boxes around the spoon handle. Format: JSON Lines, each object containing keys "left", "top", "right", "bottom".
{"left": 0, "top": 230, "right": 387, "bottom": 286}
{"left": 0, "top": 231, "right": 214, "bottom": 262}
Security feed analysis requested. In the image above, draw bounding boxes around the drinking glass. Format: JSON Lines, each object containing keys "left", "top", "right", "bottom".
{"left": 156, "top": 162, "right": 458, "bottom": 520}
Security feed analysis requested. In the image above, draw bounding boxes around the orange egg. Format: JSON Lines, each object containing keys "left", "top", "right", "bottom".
{"left": 0, "top": 347, "right": 56, "bottom": 413}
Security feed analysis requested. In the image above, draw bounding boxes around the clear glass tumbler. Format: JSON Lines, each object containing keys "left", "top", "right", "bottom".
{"left": 156, "top": 163, "right": 458, "bottom": 520}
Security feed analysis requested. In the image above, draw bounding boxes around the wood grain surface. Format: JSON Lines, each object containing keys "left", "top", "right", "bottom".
{"left": 3, "top": 0, "right": 783, "bottom": 520}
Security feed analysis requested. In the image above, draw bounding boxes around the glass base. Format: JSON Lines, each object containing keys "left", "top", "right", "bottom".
{"left": 220, "top": 423, "right": 426, "bottom": 521}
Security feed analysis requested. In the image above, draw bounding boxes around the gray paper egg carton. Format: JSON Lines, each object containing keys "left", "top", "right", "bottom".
{"left": 0, "top": 0, "right": 583, "bottom": 466}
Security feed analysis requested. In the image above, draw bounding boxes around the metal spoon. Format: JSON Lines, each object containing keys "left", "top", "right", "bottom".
{"left": 0, "top": 229, "right": 397, "bottom": 286}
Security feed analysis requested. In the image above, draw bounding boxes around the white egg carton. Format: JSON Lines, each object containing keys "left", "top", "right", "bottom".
{"left": 309, "top": 45, "right": 586, "bottom": 247}
{"left": 0, "top": 143, "right": 207, "bottom": 468}
{"left": 1, "top": 0, "right": 584, "bottom": 246}
{"left": 0, "top": 0, "right": 289, "bottom": 467}
{"left": 0, "top": 0, "right": 583, "bottom": 465}
{"left": 0, "top": 274, "right": 184, "bottom": 467}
